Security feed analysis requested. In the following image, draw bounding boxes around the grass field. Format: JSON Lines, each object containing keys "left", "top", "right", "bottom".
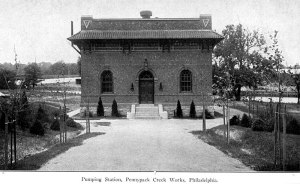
{"left": 191, "top": 125, "right": 300, "bottom": 171}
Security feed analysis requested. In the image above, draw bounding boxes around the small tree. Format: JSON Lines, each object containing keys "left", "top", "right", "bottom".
{"left": 189, "top": 101, "right": 196, "bottom": 118}
{"left": 111, "top": 99, "right": 119, "bottom": 117}
{"left": 97, "top": 97, "right": 104, "bottom": 117}
{"left": 50, "top": 119, "right": 60, "bottom": 131}
{"left": 36, "top": 105, "right": 49, "bottom": 124}
{"left": 176, "top": 100, "right": 183, "bottom": 118}
{"left": 30, "top": 119, "right": 45, "bottom": 136}
{"left": 240, "top": 113, "right": 251, "bottom": 128}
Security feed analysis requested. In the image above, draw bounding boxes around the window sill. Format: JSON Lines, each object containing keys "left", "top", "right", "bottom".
{"left": 101, "top": 92, "right": 114, "bottom": 95}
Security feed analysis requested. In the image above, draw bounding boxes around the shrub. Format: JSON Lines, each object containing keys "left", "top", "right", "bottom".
{"left": 205, "top": 109, "right": 215, "bottom": 119}
{"left": 251, "top": 119, "right": 265, "bottom": 131}
{"left": 111, "top": 99, "right": 119, "bottom": 117}
{"left": 84, "top": 110, "right": 93, "bottom": 117}
{"left": 262, "top": 117, "right": 274, "bottom": 132}
{"left": 36, "top": 105, "right": 50, "bottom": 125}
{"left": 176, "top": 100, "right": 183, "bottom": 118}
{"left": 287, "top": 118, "right": 300, "bottom": 135}
{"left": 18, "top": 110, "right": 30, "bottom": 131}
{"left": 30, "top": 120, "right": 45, "bottom": 136}
{"left": 66, "top": 118, "right": 83, "bottom": 129}
{"left": 97, "top": 97, "right": 104, "bottom": 117}
{"left": 0, "top": 111, "right": 5, "bottom": 130}
{"left": 229, "top": 115, "right": 240, "bottom": 126}
{"left": 50, "top": 119, "right": 60, "bottom": 131}
{"left": 240, "top": 114, "right": 252, "bottom": 128}
{"left": 52, "top": 109, "right": 60, "bottom": 118}
{"left": 189, "top": 101, "right": 196, "bottom": 118}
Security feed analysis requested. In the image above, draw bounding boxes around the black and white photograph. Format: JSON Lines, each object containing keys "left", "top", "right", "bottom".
{"left": 0, "top": 0, "right": 300, "bottom": 183}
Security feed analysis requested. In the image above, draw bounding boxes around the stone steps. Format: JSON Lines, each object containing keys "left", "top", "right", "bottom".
{"left": 134, "top": 104, "right": 161, "bottom": 119}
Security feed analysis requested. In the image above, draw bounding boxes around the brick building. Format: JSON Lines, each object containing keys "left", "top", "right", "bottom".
{"left": 68, "top": 11, "right": 223, "bottom": 118}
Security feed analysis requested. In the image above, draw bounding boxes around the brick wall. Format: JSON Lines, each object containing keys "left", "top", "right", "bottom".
{"left": 80, "top": 50, "right": 213, "bottom": 116}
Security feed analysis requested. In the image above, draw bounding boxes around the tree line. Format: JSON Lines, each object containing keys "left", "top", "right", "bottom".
{"left": 0, "top": 58, "right": 81, "bottom": 89}
{"left": 212, "top": 24, "right": 300, "bottom": 103}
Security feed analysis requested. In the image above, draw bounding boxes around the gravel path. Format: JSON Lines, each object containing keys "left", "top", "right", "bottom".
{"left": 39, "top": 118, "right": 251, "bottom": 172}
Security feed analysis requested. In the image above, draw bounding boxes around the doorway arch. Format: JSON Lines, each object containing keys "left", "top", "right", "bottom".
{"left": 139, "top": 71, "right": 154, "bottom": 104}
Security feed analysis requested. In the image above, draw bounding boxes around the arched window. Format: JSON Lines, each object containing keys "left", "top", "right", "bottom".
{"left": 180, "top": 70, "right": 192, "bottom": 92}
{"left": 101, "top": 70, "right": 113, "bottom": 93}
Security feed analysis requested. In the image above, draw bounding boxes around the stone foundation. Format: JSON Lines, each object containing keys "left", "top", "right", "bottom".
{"left": 80, "top": 103, "right": 214, "bottom": 118}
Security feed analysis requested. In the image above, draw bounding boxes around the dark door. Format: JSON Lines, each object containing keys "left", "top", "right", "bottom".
{"left": 139, "top": 71, "right": 154, "bottom": 104}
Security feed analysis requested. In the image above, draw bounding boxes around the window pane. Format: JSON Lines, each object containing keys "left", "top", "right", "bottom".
{"left": 180, "top": 70, "right": 192, "bottom": 92}
{"left": 101, "top": 71, "right": 113, "bottom": 93}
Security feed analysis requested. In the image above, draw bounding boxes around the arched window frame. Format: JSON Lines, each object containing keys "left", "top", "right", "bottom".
{"left": 180, "top": 69, "right": 192, "bottom": 93}
{"left": 101, "top": 70, "right": 113, "bottom": 93}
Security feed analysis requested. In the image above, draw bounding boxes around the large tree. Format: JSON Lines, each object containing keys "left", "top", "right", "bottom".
{"left": 213, "top": 24, "right": 277, "bottom": 100}
{"left": 24, "top": 62, "right": 42, "bottom": 89}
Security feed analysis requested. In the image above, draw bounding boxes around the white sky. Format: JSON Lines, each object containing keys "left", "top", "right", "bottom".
{"left": 0, "top": 0, "right": 299, "bottom": 66}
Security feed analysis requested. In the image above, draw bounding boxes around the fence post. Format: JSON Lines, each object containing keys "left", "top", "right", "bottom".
{"left": 282, "top": 105, "right": 286, "bottom": 171}
{"left": 202, "top": 105, "right": 206, "bottom": 131}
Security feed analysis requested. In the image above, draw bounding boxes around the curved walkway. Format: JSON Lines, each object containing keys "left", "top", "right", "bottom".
{"left": 39, "top": 118, "right": 251, "bottom": 171}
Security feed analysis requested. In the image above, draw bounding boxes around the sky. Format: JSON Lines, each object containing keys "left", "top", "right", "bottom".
{"left": 0, "top": 0, "right": 299, "bottom": 66}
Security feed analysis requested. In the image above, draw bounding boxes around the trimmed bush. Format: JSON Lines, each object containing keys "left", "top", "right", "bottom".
{"left": 189, "top": 101, "right": 196, "bottom": 118}
{"left": 30, "top": 120, "right": 45, "bottom": 136}
{"left": 111, "top": 99, "right": 119, "bottom": 117}
{"left": 97, "top": 97, "right": 104, "bottom": 117}
{"left": 66, "top": 118, "right": 83, "bottom": 129}
{"left": 176, "top": 100, "right": 183, "bottom": 118}
{"left": 287, "top": 118, "right": 300, "bottom": 135}
{"left": 50, "top": 119, "right": 60, "bottom": 131}
{"left": 251, "top": 119, "right": 265, "bottom": 131}
{"left": 240, "top": 114, "right": 252, "bottom": 128}
{"left": 229, "top": 115, "right": 240, "bottom": 126}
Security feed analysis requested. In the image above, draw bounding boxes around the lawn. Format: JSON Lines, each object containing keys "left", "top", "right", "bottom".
{"left": 230, "top": 101, "right": 300, "bottom": 123}
{"left": 0, "top": 100, "right": 83, "bottom": 170}
{"left": 191, "top": 124, "right": 300, "bottom": 171}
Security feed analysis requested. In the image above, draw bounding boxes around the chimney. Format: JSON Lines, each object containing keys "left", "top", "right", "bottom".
{"left": 140, "top": 10, "right": 152, "bottom": 19}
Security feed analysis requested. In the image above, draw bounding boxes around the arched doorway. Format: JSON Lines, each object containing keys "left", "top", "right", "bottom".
{"left": 139, "top": 71, "right": 154, "bottom": 104}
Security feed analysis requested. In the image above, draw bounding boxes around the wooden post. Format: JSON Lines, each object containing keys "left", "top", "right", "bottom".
{"left": 223, "top": 105, "right": 226, "bottom": 137}
{"left": 227, "top": 106, "right": 230, "bottom": 144}
{"left": 274, "top": 103, "right": 278, "bottom": 167}
{"left": 278, "top": 102, "right": 282, "bottom": 168}
{"left": 10, "top": 122, "right": 13, "bottom": 166}
{"left": 248, "top": 96, "right": 251, "bottom": 118}
{"left": 64, "top": 105, "right": 67, "bottom": 142}
{"left": 13, "top": 120, "right": 16, "bottom": 166}
{"left": 202, "top": 104, "right": 206, "bottom": 131}
{"left": 223, "top": 105, "right": 226, "bottom": 125}
{"left": 282, "top": 105, "right": 286, "bottom": 171}
{"left": 4, "top": 119, "right": 9, "bottom": 170}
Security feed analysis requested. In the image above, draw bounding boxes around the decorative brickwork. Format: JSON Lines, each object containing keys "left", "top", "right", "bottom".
{"left": 69, "top": 12, "right": 223, "bottom": 118}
